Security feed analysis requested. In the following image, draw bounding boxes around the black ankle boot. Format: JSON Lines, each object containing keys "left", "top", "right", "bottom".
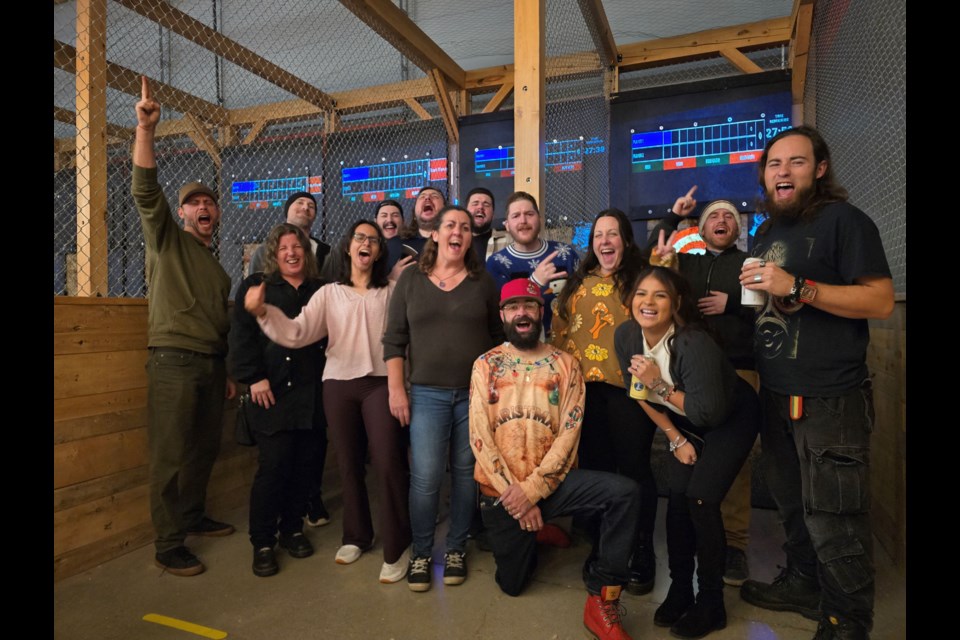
{"left": 654, "top": 579, "right": 695, "bottom": 627}
{"left": 670, "top": 591, "right": 726, "bottom": 639}
{"left": 626, "top": 543, "right": 656, "bottom": 595}
{"left": 813, "top": 616, "right": 868, "bottom": 640}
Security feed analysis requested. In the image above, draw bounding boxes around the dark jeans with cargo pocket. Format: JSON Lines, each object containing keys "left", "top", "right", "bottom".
{"left": 758, "top": 381, "right": 875, "bottom": 631}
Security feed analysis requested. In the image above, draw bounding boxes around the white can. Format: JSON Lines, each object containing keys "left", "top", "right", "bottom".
{"left": 741, "top": 257, "right": 766, "bottom": 307}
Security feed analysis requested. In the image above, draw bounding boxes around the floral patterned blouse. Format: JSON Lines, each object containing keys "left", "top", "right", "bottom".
{"left": 551, "top": 272, "right": 631, "bottom": 388}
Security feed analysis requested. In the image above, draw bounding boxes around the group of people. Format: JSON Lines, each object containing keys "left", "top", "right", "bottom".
{"left": 133, "top": 71, "right": 893, "bottom": 640}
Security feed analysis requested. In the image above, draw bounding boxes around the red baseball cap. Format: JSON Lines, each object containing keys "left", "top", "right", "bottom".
{"left": 500, "top": 278, "right": 544, "bottom": 308}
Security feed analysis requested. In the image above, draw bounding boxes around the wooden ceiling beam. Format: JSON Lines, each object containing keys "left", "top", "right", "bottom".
{"left": 54, "top": 105, "right": 132, "bottom": 140}
{"left": 617, "top": 17, "right": 791, "bottom": 72}
{"left": 404, "top": 98, "right": 432, "bottom": 121}
{"left": 112, "top": 0, "right": 335, "bottom": 111}
{"left": 54, "top": 39, "right": 228, "bottom": 125}
{"left": 428, "top": 68, "right": 458, "bottom": 143}
{"left": 719, "top": 47, "right": 764, "bottom": 74}
{"left": 338, "top": 0, "right": 466, "bottom": 89}
{"left": 576, "top": 0, "right": 618, "bottom": 69}
{"left": 481, "top": 82, "right": 514, "bottom": 114}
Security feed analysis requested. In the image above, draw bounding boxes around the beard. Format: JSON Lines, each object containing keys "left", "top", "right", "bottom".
{"left": 416, "top": 214, "right": 438, "bottom": 232}
{"left": 505, "top": 314, "right": 543, "bottom": 350}
{"left": 472, "top": 219, "right": 492, "bottom": 235}
{"left": 764, "top": 182, "right": 817, "bottom": 221}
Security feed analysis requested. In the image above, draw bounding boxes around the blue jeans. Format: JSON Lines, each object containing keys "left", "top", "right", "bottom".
{"left": 408, "top": 385, "right": 475, "bottom": 558}
{"left": 759, "top": 381, "right": 875, "bottom": 631}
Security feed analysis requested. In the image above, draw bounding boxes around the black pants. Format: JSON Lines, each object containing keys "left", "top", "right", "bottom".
{"left": 248, "top": 429, "right": 322, "bottom": 549}
{"left": 480, "top": 469, "right": 640, "bottom": 597}
{"left": 667, "top": 379, "right": 760, "bottom": 593}
{"left": 578, "top": 382, "right": 659, "bottom": 562}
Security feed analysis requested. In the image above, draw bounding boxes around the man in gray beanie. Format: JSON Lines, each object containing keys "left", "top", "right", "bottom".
{"left": 248, "top": 191, "right": 331, "bottom": 274}
{"left": 644, "top": 186, "right": 759, "bottom": 589}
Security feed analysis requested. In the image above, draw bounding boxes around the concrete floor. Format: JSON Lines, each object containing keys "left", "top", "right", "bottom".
{"left": 54, "top": 469, "right": 906, "bottom": 640}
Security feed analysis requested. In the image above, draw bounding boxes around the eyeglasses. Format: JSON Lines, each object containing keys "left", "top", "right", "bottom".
{"left": 352, "top": 233, "right": 381, "bottom": 245}
{"left": 501, "top": 300, "right": 541, "bottom": 313}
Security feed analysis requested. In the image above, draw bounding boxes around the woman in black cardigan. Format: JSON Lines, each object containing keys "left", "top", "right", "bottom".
{"left": 614, "top": 266, "right": 759, "bottom": 639}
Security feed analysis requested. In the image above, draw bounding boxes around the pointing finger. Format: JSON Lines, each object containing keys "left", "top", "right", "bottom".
{"left": 141, "top": 75, "right": 151, "bottom": 101}
{"left": 686, "top": 185, "right": 698, "bottom": 199}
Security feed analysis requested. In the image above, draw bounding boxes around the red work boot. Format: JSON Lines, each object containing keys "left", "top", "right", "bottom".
{"left": 584, "top": 585, "right": 632, "bottom": 640}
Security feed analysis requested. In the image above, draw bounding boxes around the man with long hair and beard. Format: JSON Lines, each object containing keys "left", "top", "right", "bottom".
{"left": 738, "top": 126, "right": 894, "bottom": 640}
{"left": 469, "top": 278, "right": 641, "bottom": 640}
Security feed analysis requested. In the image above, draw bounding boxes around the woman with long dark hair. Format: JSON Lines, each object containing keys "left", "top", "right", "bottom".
{"left": 551, "top": 207, "right": 660, "bottom": 594}
{"left": 245, "top": 219, "right": 413, "bottom": 584}
{"left": 383, "top": 204, "right": 504, "bottom": 593}
{"left": 615, "top": 266, "right": 759, "bottom": 638}
{"left": 230, "top": 223, "right": 327, "bottom": 577}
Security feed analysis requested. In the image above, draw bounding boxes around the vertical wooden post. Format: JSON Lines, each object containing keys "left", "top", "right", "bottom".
{"left": 75, "top": 0, "right": 108, "bottom": 297}
{"left": 514, "top": 0, "right": 545, "bottom": 209}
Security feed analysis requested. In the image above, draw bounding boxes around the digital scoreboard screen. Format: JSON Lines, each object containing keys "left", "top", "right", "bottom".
{"left": 610, "top": 70, "right": 793, "bottom": 223}
{"left": 341, "top": 156, "right": 447, "bottom": 203}
{"left": 473, "top": 136, "right": 606, "bottom": 178}
{"left": 231, "top": 175, "right": 322, "bottom": 210}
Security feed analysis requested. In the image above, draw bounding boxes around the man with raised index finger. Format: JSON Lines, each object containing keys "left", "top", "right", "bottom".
{"left": 132, "top": 76, "right": 237, "bottom": 577}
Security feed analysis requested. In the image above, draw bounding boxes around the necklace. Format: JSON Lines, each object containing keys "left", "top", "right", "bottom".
{"left": 431, "top": 265, "right": 466, "bottom": 288}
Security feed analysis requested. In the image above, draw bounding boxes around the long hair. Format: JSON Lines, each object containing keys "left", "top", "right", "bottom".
{"left": 627, "top": 266, "right": 702, "bottom": 354}
{"left": 557, "top": 208, "right": 647, "bottom": 322}
{"left": 321, "top": 219, "right": 390, "bottom": 288}
{"left": 418, "top": 205, "right": 484, "bottom": 279}
{"left": 756, "top": 125, "right": 848, "bottom": 229}
{"left": 261, "top": 223, "right": 319, "bottom": 280}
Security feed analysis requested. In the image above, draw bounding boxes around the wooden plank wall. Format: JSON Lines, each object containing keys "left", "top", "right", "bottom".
{"left": 867, "top": 300, "right": 906, "bottom": 573}
{"left": 53, "top": 296, "right": 257, "bottom": 582}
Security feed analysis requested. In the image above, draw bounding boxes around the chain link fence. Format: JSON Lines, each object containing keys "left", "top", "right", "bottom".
{"left": 805, "top": 0, "right": 905, "bottom": 295}
{"left": 54, "top": 0, "right": 448, "bottom": 298}
{"left": 541, "top": 0, "right": 610, "bottom": 248}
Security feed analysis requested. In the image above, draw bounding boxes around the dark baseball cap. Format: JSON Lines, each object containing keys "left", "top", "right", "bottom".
{"left": 178, "top": 181, "right": 218, "bottom": 206}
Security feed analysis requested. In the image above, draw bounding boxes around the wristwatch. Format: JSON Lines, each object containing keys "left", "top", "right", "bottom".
{"left": 798, "top": 279, "right": 818, "bottom": 304}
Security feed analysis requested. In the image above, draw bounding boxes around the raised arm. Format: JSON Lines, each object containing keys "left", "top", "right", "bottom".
{"left": 134, "top": 76, "right": 159, "bottom": 169}
{"left": 248, "top": 282, "right": 331, "bottom": 348}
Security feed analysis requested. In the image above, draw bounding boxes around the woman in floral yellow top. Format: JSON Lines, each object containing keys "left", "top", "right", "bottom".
{"left": 552, "top": 207, "right": 660, "bottom": 595}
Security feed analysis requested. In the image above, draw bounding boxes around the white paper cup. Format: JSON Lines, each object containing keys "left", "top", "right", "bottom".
{"left": 741, "top": 257, "right": 766, "bottom": 307}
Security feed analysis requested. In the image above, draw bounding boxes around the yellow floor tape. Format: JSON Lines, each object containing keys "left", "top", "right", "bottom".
{"left": 143, "top": 613, "right": 228, "bottom": 639}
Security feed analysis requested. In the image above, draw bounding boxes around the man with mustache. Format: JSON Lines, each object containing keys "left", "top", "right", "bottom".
{"left": 645, "top": 187, "right": 759, "bottom": 589}
{"left": 385, "top": 185, "right": 446, "bottom": 270}
{"left": 470, "top": 278, "right": 641, "bottom": 640}
{"left": 466, "top": 187, "right": 499, "bottom": 261}
{"left": 738, "top": 126, "right": 894, "bottom": 640}
{"left": 486, "top": 192, "right": 580, "bottom": 335}
{"left": 374, "top": 199, "right": 404, "bottom": 240}
{"left": 132, "top": 76, "right": 237, "bottom": 577}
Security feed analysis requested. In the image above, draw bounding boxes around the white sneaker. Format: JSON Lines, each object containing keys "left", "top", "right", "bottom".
{"left": 379, "top": 548, "right": 411, "bottom": 584}
{"left": 335, "top": 544, "right": 364, "bottom": 565}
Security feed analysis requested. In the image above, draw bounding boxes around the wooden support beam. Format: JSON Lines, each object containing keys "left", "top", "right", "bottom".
{"left": 112, "top": 0, "right": 335, "bottom": 111}
{"left": 457, "top": 89, "right": 471, "bottom": 117}
{"left": 514, "top": 0, "right": 545, "bottom": 210}
{"left": 338, "top": 0, "right": 466, "bottom": 89}
{"left": 55, "top": 39, "right": 228, "bottom": 125}
{"left": 324, "top": 110, "right": 340, "bottom": 135}
{"left": 429, "top": 68, "right": 458, "bottom": 143}
{"left": 719, "top": 47, "right": 764, "bottom": 74}
{"left": 75, "top": 0, "right": 108, "bottom": 298}
{"left": 183, "top": 113, "right": 221, "bottom": 168}
{"left": 618, "top": 17, "right": 792, "bottom": 72}
{"left": 576, "top": 0, "right": 618, "bottom": 69}
{"left": 404, "top": 98, "right": 432, "bottom": 121}
{"left": 218, "top": 125, "right": 237, "bottom": 147}
{"left": 791, "top": 0, "right": 815, "bottom": 107}
{"left": 243, "top": 119, "right": 268, "bottom": 145}
{"left": 481, "top": 82, "right": 514, "bottom": 114}
{"left": 54, "top": 105, "right": 132, "bottom": 140}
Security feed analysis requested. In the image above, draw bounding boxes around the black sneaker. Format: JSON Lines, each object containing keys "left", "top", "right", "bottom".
{"left": 155, "top": 546, "right": 205, "bottom": 577}
{"left": 723, "top": 546, "right": 750, "bottom": 587}
{"left": 252, "top": 547, "right": 279, "bottom": 577}
{"left": 741, "top": 565, "right": 821, "bottom": 620}
{"left": 306, "top": 499, "right": 331, "bottom": 527}
{"left": 187, "top": 516, "right": 235, "bottom": 537}
{"left": 407, "top": 555, "right": 432, "bottom": 592}
{"left": 442, "top": 551, "right": 467, "bottom": 585}
{"left": 278, "top": 532, "right": 314, "bottom": 559}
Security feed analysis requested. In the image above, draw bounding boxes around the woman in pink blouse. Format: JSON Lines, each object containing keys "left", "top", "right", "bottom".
{"left": 245, "top": 220, "right": 412, "bottom": 584}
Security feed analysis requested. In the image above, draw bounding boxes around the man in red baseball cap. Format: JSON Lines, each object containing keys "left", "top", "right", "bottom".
{"left": 469, "top": 278, "right": 641, "bottom": 640}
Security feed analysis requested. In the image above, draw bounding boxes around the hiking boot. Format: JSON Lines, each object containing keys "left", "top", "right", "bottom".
{"left": 584, "top": 585, "right": 632, "bottom": 640}
{"left": 813, "top": 616, "right": 869, "bottom": 640}
{"left": 740, "top": 565, "right": 820, "bottom": 620}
